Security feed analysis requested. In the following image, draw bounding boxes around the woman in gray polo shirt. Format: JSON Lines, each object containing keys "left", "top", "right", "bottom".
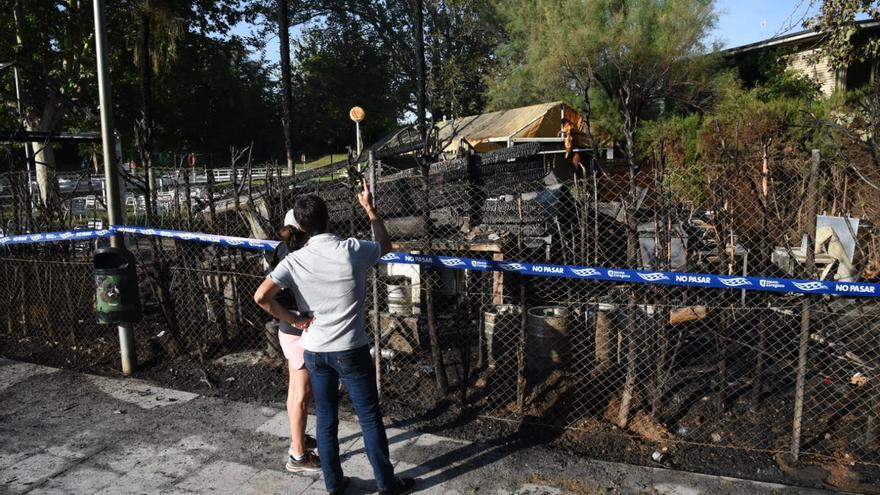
{"left": 254, "top": 179, "right": 415, "bottom": 495}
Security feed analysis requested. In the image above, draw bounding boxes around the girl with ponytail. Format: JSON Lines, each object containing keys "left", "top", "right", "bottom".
{"left": 266, "top": 210, "right": 320, "bottom": 473}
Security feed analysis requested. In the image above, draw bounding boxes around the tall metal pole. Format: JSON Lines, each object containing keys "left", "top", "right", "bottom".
{"left": 12, "top": 66, "right": 35, "bottom": 219}
{"left": 356, "top": 121, "right": 363, "bottom": 157}
{"left": 355, "top": 121, "right": 363, "bottom": 172}
{"left": 94, "top": 0, "right": 137, "bottom": 375}
{"left": 369, "top": 151, "right": 381, "bottom": 396}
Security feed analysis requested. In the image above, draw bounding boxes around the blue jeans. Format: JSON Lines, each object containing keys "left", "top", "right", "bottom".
{"left": 303, "top": 345, "right": 397, "bottom": 492}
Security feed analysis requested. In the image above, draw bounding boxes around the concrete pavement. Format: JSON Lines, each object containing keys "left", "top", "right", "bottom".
{"left": 0, "top": 359, "right": 843, "bottom": 494}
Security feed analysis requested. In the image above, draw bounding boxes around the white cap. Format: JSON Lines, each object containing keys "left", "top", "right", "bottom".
{"left": 283, "top": 209, "right": 301, "bottom": 230}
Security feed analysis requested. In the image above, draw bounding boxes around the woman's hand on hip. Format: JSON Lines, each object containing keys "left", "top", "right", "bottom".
{"left": 291, "top": 314, "right": 314, "bottom": 331}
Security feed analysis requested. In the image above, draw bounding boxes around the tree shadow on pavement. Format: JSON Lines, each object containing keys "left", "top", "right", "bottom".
{"left": 357, "top": 389, "right": 583, "bottom": 492}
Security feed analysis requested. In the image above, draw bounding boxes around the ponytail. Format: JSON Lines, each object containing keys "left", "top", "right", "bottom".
{"left": 280, "top": 225, "right": 308, "bottom": 250}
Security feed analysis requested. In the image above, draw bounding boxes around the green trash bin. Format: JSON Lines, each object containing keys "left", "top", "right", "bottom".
{"left": 94, "top": 247, "right": 142, "bottom": 324}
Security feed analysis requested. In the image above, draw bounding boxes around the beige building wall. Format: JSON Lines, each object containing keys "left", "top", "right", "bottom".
{"left": 785, "top": 48, "right": 840, "bottom": 96}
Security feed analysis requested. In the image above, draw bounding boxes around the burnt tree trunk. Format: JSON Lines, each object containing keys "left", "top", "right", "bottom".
{"left": 139, "top": 4, "right": 156, "bottom": 224}
{"left": 616, "top": 101, "right": 641, "bottom": 429}
{"left": 411, "top": 0, "right": 446, "bottom": 396}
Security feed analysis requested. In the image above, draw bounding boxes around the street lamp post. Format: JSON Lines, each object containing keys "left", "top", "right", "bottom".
{"left": 350, "top": 106, "right": 365, "bottom": 170}
{"left": 10, "top": 65, "right": 35, "bottom": 215}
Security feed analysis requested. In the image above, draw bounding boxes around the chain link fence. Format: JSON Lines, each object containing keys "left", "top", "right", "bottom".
{"left": 2, "top": 144, "right": 879, "bottom": 487}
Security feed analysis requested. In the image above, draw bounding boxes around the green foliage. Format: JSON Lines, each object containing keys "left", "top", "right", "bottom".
{"left": 642, "top": 114, "right": 705, "bottom": 204}
{"left": 245, "top": 0, "right": 502, "bottom": 122}
{"left": 426, "top": 0, "right": 506, "bottom": 119}
{"left": 639, "top": 61, "right": 840, "bottom": 207}
{"left": 486, "top": 0, "right": 573, "bottom": 108}
{"left": 145, "top": 33, "right": 282, "bottom": 158}
{"left": 642, "top": 77, "right": 829, "bottom": 209}
{"left": 289, "top": 11, "right": 410, "bottom": 153}
{"left": 128, "top": 1, "right": 185, "bottom": 75}
{"left": 805, "top": 0, "right": 880, "bottom": 71}
{"left": 0, "top": 1, "right": 278, "bottom": 167}
{"left": 2, "top": 1, "right": 104, "bottom": 133}
{"left": 1, "top": 0, "right": 506, "bottom": 170}
{"left": 753, "top": 48, "right": 822, "bottom": 101}
{"left": 488, "top": 0, "right": 718, "bottom": 165}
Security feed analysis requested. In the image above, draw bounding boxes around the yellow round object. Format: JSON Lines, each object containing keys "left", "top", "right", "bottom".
{"left": 349, "top": 106, "right": 366, "bottom": 123}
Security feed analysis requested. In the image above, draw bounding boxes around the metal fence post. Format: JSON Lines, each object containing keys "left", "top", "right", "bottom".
{"left": 790, "top": 149, "right": 821, "bottom": 461}
{"left": 369, "top": 152, "right": 382, "bottom": 396}
{"left": 93, "top": 0, "right": 136, "bottom": 376}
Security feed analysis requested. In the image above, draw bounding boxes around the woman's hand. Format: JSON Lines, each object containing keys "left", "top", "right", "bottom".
{"left": 291, "top": 314, "right": 314, "bottom": 331}
{"left": 356, "top": 177, "right": 375, "bottom": 216}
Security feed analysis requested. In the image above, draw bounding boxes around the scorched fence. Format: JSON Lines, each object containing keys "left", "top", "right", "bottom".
{"left": 1, "top": 144, "right": 879, "bottom": 486}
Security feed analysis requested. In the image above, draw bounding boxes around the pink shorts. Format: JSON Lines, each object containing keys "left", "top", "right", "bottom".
{"left": 278, "top": 329, "right": 306, "bottom": 370}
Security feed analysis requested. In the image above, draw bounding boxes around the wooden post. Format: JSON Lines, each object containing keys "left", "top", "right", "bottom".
{"left": 651, "top": 149, "right": 673, "bottom": 417}
{"left": 206, "top": 164, "right": 216, "bottom": 232}
{"left": 492, "top": 252, "right": 505, "bottom": 306}
{"left": 752, "top": 138, "right": 772, "bottom": 410}
{"left": 276, "top": 161, "right": 284, "bottom": 215}
{"left": 616, "top": 292, "right": 639, "bottom": 428}
{"left": 761, "top": 139, "right": 770, "bottom": 198}
{"left": 790, "top": 149, "right": 821, "bottom": 461}
{"left": 183, "top": 164, "right": 192, "bottom": 231}
{"left": 231, "top": 151, "right": 240, "bottom": 227}
{"left": 421, "top": 158, "right": 447, "bottom": 396}
{"left": 409, "top": 0, "right": 444, "bottom": 396}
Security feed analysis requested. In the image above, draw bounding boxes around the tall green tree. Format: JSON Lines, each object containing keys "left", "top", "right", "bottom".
{"left": 6, "top": 0, "right": 98, "bottom": 209}
{"left": 289, "top": 12, "right": 409, "bottom": 152}
{"left": 805, "top": 1, "right": 880, "bottom": 196}
{"left": 246, "top": 0, "right": 502, "bottom": 138}
{"left": 277, "top": 0, "right": 295, "bottom": 175}
{"left": 490, "top": 0, "right": 716, "bottom": 254}
{"left": 244, "top": 0, "right": 414, "bottom": 153}
{"left": 145, "top": 33, "right": 281, "bottom": 159}
{"left": 128, "top": 0, "right": 184, "bottom": 221}
{"left": 1, "top": 1, "right": 273, "bottom": 168}
{"left": 426, "top": 0, "right": 505, "bottom": 119}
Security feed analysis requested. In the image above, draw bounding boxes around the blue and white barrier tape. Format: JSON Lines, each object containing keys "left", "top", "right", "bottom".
{"left": 0, "top": 229, "right": 114, "bottom": 245}
{"left": 3, "top": 226, "right": 879, "bottom": 297}
{"left": 379, "top": 253, "right": 880, "bottom": 298}
{"left": 111, "top": 226, "right": 279, "bottom": 251}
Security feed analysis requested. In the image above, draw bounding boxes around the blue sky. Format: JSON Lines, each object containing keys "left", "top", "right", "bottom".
{"left": 712, "top": 0, "right": 818, "bottom": 48}
{"left": 238, "top": 1, "right": 818, "bottom": 63}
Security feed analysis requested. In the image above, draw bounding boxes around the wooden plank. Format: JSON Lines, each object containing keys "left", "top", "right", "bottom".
{"left": 492, "top": 252, "right": 505, "bottom": 306}
{"left": 391, "top": 241, "right": 502, "bottom": 253}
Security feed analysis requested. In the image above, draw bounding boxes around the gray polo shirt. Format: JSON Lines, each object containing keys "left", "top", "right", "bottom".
{"left": 269, "top": 233, "right": 381, "bottom": 352}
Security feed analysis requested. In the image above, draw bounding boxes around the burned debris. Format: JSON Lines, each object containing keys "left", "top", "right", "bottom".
{"left": 2, "top": 101, "right": 879, "bottom": 486}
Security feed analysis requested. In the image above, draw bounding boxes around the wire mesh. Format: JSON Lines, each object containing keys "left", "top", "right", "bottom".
{"left": 1, "top": 146, "right": 879, "bottom": 480}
